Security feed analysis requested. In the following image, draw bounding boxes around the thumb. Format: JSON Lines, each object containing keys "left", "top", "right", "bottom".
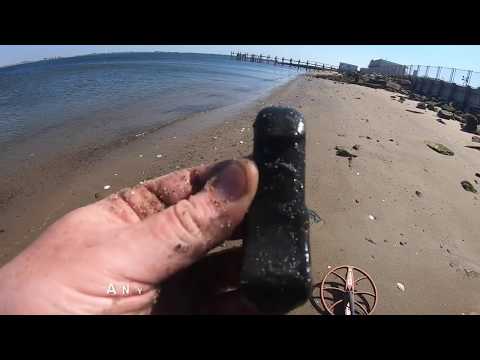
{"left": 122, "top": 159, "right": 259, "bottom": 283}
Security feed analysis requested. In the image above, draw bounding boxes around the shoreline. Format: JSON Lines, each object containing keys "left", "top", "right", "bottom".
{"left": 0, "top": 74, "right": 303, "bottom": 264}
{"left": 0, "top": 74, "right": 300, "bottom": 209}
{"left": 2, "top": 73, "right": 480, "bottom": 314}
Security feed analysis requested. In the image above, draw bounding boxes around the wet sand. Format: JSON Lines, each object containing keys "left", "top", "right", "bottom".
{"left": 1, "top": 74, "right": 480, "bottom": 314}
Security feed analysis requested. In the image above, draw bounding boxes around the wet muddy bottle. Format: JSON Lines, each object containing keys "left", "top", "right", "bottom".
{"left": 240, "top": 106, "right": 312, "bottom": 314}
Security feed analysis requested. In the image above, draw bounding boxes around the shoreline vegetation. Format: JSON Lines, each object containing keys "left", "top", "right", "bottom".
{"left": 1, "top": 70, "right": 480, "bottom": 314}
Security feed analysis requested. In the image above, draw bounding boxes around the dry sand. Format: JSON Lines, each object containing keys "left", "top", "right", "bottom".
{"left": 1, "top": 74, "right": 480, "bottom": 314}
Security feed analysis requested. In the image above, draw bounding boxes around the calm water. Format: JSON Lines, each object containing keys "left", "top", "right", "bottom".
{"left": 0, "top": 52, "right": 299, "bottom": 153}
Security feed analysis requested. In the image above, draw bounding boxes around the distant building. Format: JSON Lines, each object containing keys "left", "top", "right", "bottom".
{"left": 368, "top": 59, "right": 407, "bottom": 76}
{"left": 339, "top": 62, "right": 358, "bottom": 74}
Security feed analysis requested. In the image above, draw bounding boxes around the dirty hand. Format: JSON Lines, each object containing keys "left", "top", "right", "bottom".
{"left": 0, "top": 159, "right": 259, "bottom": 314}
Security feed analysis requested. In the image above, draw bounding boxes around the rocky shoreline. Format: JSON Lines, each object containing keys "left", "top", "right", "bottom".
{"left": 309, "top": 71, "right": 480, "bottom": 135}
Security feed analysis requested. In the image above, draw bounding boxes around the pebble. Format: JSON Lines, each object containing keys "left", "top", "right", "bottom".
{"left": 368, "top": 214, "right": 376, "bottom": 220}
{"left": 356, "top": 172, "right": 360, "bottom": 176}
{"left": 139, "top": 154, "right": 143, "bottom": 158}
{"left": 156, "top": 154, "right": 163, "bottom": 158}
{"left": 396, "top": 282, "right": 405, "bottom": 292}
{"left": 239, "top": 140, "right": 244, "bottom": 144}
{"left": 103, "top": 185, "right": 111, "bottom": 190}
{"left": 114, "top": 173, "right": 118, "bottom": 176}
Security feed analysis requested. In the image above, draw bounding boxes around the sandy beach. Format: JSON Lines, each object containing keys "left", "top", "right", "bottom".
{"left": 1, "top": 73, "right": 480, "bottom": 314}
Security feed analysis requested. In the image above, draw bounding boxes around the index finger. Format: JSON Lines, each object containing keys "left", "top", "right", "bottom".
{"left": 96, "top": 162, "right": 215, "bottom": 223}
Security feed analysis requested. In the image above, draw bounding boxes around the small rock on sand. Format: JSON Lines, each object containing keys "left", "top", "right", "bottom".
{"left": 461, "top": 181, "right": 477, "bottom": 193}
{"left": 438, "top": 109, "right": 453, "bottom": 120}
{"left": 368, "top": 214, "right": 376, "bottom": 220}
{"left": 472, "top": 136, "right": 480, "bottom": 143}
{"left": 103, "top": 185, "right": 111, "bottom": 190}
{"left": 406, "top": 109, "right": 425, "bottom": 114}
{"left": 335, "top": 146, "right": 357, "bottom": 158}
{"left": 156, "top": 154, "right": 163, "bottom": 158}
{"left": 365, "top": 237, "right": 376, "bottom": 245}
{"left": 396, "top": 282, "right": 406, "bottom": 292}
{"left": 308, "top": 209, "right": 324, "bottom": 224}
{"left": 415, "top": 190, "right": 423, "bottom": 197}
{"left": 352, "top": 144, "right": 360, "bottom": 151}
{"left": 416, "top": 102, "right": 427, "bottom": 109}
{"left": 426, "top": 142, "right": 454, "bottom": 156}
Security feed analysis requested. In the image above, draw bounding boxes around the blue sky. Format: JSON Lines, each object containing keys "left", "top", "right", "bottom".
{"left": 1, "top": 45, "right": 480, "bottom": 71}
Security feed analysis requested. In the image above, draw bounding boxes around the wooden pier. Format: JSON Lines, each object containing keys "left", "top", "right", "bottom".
{"left": 230, "top": 52, "right": 337, "bottom": 72}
